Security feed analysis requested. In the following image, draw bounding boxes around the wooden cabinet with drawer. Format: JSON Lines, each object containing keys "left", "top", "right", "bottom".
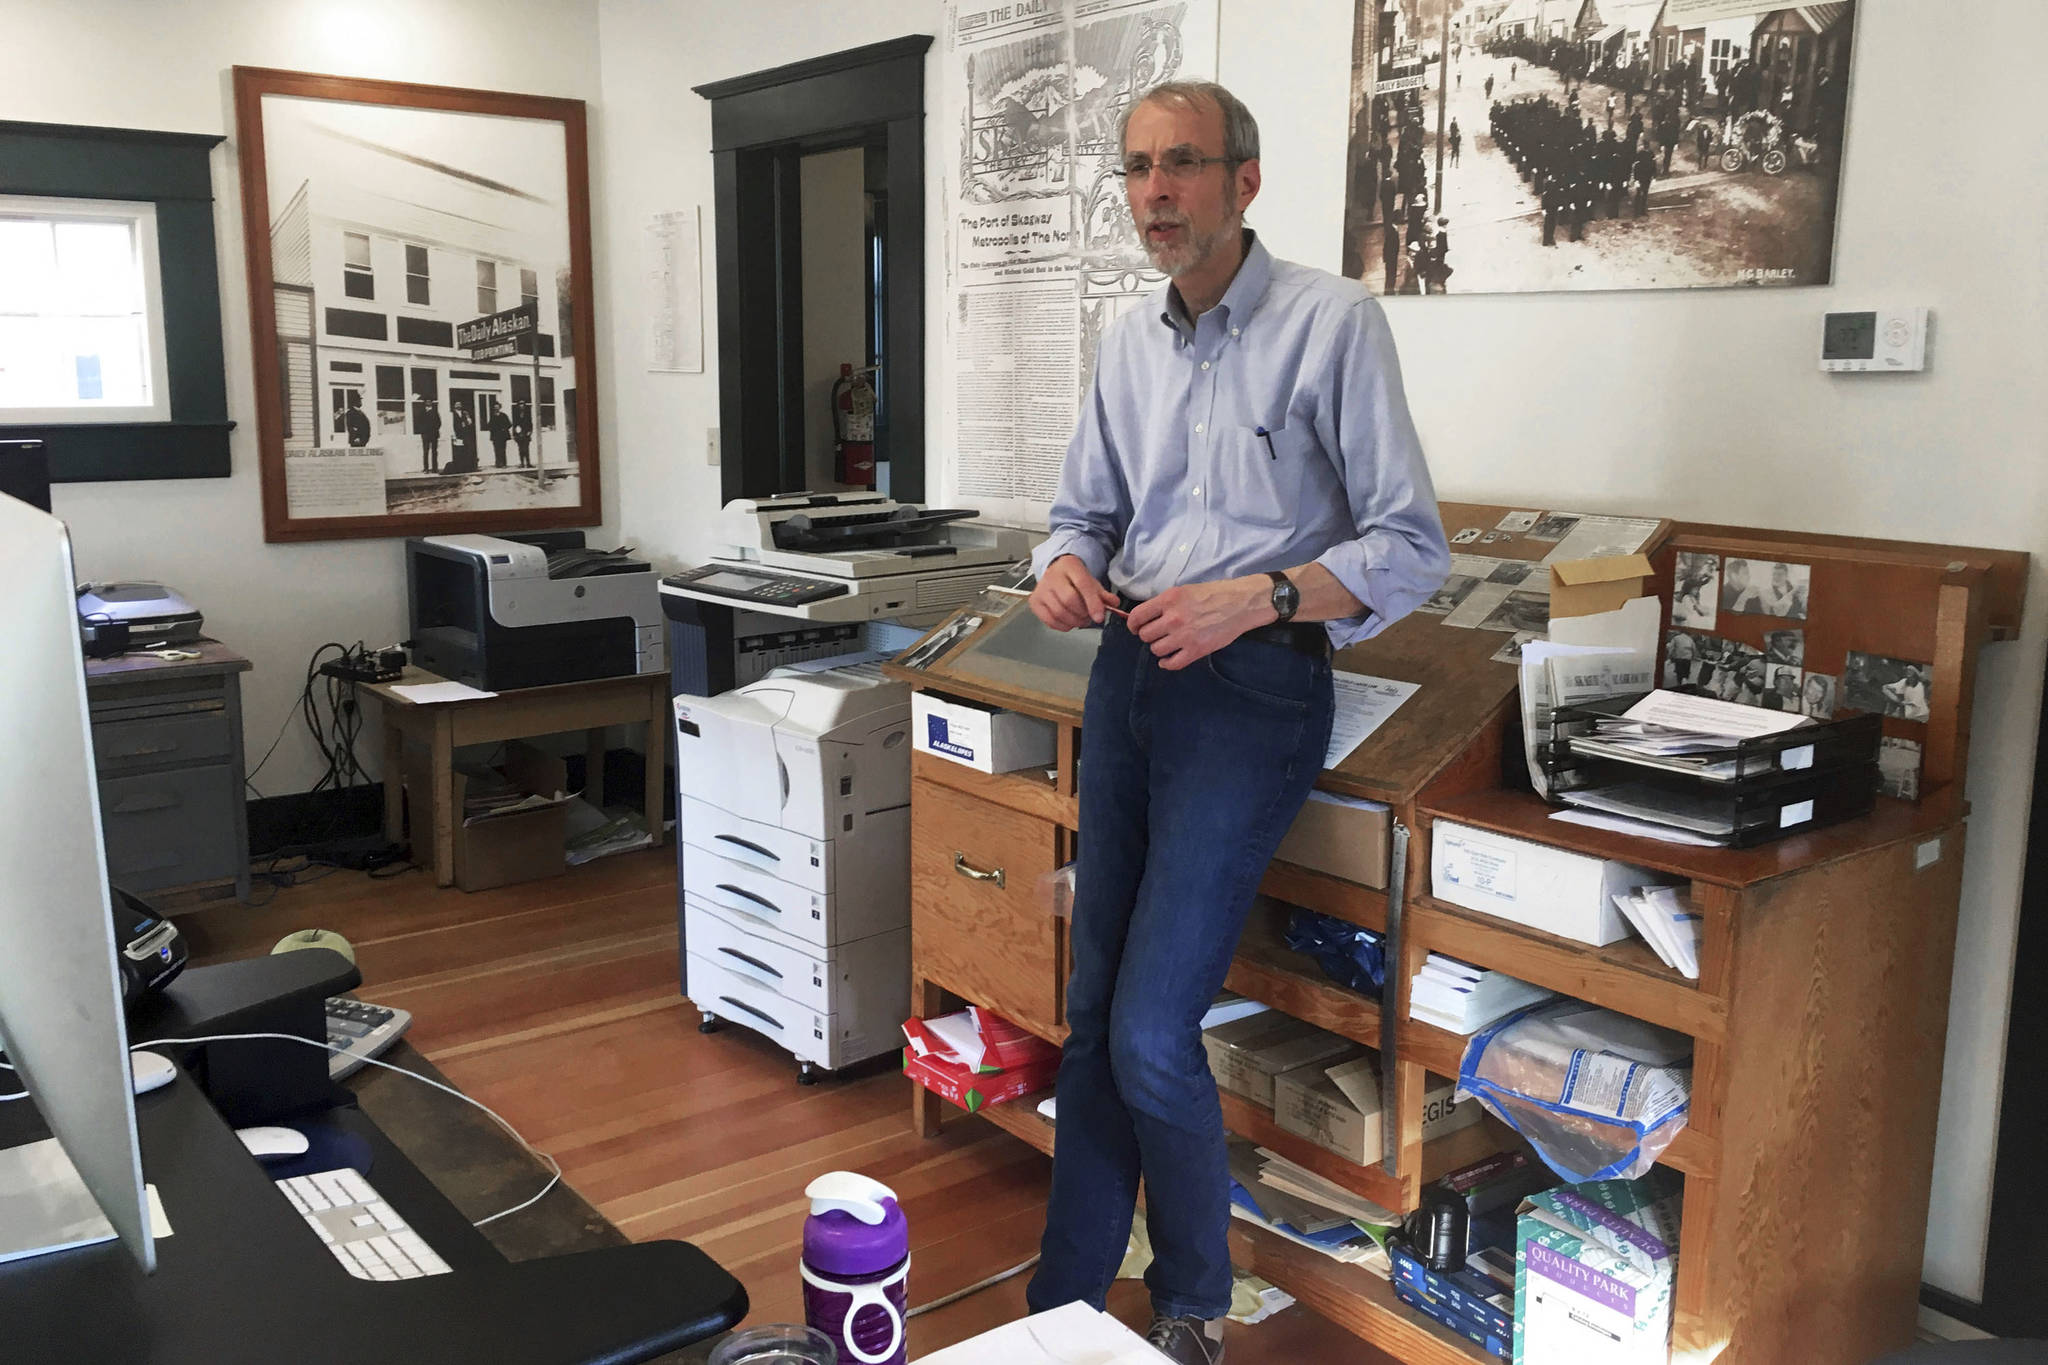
{"left": 910, "top": 778, "right": 1064, "bottom": 1040}
{"left": 84, "top": 641, "right": 252, "bottom": 901}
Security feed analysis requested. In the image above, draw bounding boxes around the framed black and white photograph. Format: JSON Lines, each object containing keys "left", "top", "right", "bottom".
{"left": 234, "top": 67, "right": 600, "bottom": 542}
{"left": 1340, "top": 0, "right": 1857, "bottom": 295}
{"left": 1763, "top": 662, "right": 1803, "bottom": 712}
{"left": 1879, "top": 735, "right": 1923, "bottom": 801}
{"left": 1672, "top": 551, "right": 1720, "bottom": 629}
{"left": 1764, "top": 628, "right": 1803, "bottom": 666}
{"left": 1801, "top": 671, "right": 1836, "bottom": 719}
{"left": 1720, "top": 556, "right": 1808, "bottom": 618}
{"left": 1844, "top": 650, "right": 1932, "bottom": 721}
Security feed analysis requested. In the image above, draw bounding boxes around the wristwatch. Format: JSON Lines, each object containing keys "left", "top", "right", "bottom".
{"left": 1267, "top": 571, "right": 1300, "bottom": 624}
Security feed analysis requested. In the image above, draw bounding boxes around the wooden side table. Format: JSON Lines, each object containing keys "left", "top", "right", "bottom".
{"left": 363, "top": 667, "right": 670, "bottom": 888}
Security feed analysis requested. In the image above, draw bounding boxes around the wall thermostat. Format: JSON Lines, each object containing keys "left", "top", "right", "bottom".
{"left": 1820, "top": 307, "right": 1928, "bottom": 373}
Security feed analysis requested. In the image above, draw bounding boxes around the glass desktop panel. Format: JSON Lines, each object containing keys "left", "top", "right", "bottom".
{"left": 942, "top": 605, "right": 1101, "bottom": 706}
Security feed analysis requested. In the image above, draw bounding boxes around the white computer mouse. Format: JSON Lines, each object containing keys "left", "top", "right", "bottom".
{"left": 236, "top": 1126, "right": 311, "bottom": 1160}
{"left": 130, "top": 1050, "right": 176, "bottom": 1096}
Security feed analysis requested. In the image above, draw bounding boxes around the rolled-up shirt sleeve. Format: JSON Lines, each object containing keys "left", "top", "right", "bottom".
{"left": 1310, "top": 299, "right": 1450, "bottom": 649}
{"left": 1030, "top": 370, "right": 1130, "bottom": 585}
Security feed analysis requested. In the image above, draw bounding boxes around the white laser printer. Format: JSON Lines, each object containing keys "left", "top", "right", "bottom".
{"left": 674, "top": 661, "right": 912, "bottom": 1080}
{"left": 660, "top": 493, "right": 1030, "bottom": 626}
{"left": 407, "top": 533, "right": 663, "bottom": 691}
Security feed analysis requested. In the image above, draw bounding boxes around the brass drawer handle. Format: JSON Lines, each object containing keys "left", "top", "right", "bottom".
{"left": 953, "top": 853, "right": 1006, "bottom": 889}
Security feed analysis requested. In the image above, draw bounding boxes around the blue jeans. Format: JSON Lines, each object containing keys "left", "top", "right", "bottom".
{"left": 1027, "top": 616, "right": 1335, "bottom": 1321}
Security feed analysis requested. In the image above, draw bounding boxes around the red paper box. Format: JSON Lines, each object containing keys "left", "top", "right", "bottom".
{"left": 968, "top": 1005, "right": 1062, "bottom": 1072}
{"left": 903, "top": 1047, "right": 1059, "bottom": 1114}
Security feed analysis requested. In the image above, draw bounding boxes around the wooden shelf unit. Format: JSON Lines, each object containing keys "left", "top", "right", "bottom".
{"left": 891, "top": 508, "right": 2022, "bottom": 1365}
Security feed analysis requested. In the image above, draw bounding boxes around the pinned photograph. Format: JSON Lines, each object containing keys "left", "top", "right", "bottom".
{"left": 1524, "top": 512, "right": 1580, "bottom": 542}
{"left": 1494, "top": 510, "right": 1541, "bottom": 533}
{"left": 1451, "top": 527, "right": 1484, "bottom": 545}
{"left": 1879, "top": 736, "right": 1924, "bottom": 801}
{"left": 1763, "top": 663, "right": 1803, "bottom": 712}
{"left": 1663, "top": 628, "right": 1710, "bottom": 688}
{"left": 1843, "top": 651, "right": 1932, "bottom": 721}
{"left": 1763, "top": 629, "right": 1804, "bottom": 666}
{"left": 1703, "top": 643, "right": 1768, "bottom": 707}
{"left": 1671, "top": 552, "right": 1720, "bottom": 630}
{"left": 1420, "top": 573, "right": 1485, "bottom": 615}
{"left": 1477, "top": 589, "right": 1551, "bottom": 634}
{"left": 1480, "top": 529, "right": 1510, "bottom": 544}
{"left": 1720, "top": 557, "right": 1809, "bottom": 618}
{"left": 1488, "top": 559, "right": 1539, "bottom": 585}
{"left": 1801, "top": 672, "right": 1837, "bottom": 719}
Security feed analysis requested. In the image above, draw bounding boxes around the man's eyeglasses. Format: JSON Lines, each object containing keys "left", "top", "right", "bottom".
{"left": 1112, "top": 152, "right": 1233, "bottom": 183}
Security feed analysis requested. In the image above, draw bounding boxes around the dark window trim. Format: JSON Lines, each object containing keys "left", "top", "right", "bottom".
{"left": 0, "top": 119, "right": 234, "bottom": 482}
{"left": 693, "top": 35, "right": 931, "bottom": 503}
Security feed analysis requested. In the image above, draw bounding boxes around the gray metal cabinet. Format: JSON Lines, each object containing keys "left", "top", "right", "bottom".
{"left": 84, "top": 641, "right": 252, "bottom": 901}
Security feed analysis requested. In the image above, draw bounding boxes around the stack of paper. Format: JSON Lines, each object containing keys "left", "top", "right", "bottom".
{"left": 1612, "top": 885, "right": 1703, "bottom": 978}
{"left": 1224, "top": 1141, "right": 1394, "bottom": 1276}
{"left": 1408, "top": 955, "right": 1556, "bottom": 1034}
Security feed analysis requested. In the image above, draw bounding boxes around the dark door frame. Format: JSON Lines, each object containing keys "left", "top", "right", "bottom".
{"left": 693, "top": 34, "right": 932, "bottom": 506}
{"left": 1924, "top": 648, "right": 2048, "bottom": 1336}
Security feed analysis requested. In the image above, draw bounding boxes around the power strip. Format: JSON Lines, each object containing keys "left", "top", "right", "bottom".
{"left": 319, "top": 649, "right": 407, "bottom": 685}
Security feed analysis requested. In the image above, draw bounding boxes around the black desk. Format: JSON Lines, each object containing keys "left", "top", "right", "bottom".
{"left": 0, "top": 957, "right": 747, "bottom": 1364}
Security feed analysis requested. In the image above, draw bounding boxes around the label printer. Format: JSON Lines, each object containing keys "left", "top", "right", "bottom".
{"left": 407, "top": 532, "right": 663, "bottom": 691}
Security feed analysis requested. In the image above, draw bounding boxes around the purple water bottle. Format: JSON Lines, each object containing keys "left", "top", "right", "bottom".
{"left": 801, "top": 1172, "right": 910, "bottom": 1365}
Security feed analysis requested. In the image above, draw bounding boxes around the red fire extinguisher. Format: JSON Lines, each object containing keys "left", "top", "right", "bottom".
{"left": 832, "top": 362, "right": 877, "bottom": 487}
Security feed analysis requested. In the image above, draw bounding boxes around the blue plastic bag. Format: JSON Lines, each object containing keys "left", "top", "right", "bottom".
{"left": 1282, "top": 907, "right": 1386, "bottom": 994}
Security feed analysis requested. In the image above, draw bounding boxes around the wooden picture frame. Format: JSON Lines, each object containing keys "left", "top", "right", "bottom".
{"left": 232, "top": 66, "right": 600, "bottom": 542}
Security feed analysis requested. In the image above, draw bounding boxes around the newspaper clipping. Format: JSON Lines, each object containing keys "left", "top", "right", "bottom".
{"left": 944, "top": 0, "right": 1217, "bottom": 527}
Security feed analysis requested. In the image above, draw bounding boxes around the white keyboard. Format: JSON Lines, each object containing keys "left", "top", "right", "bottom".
{"left": 276, "top": 1168, "right": 453, "bottom": 1281}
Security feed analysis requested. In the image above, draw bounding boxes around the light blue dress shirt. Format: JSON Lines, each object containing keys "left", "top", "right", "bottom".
{"left": 1030, "top": 233, "right": 1449, "bottom": 648}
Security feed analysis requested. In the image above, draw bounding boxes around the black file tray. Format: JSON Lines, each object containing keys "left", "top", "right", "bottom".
{"left": 1538, "top": 694, "right": 1881, "bottom": 847}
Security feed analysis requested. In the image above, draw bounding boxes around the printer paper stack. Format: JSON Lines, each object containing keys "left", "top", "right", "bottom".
{"left": 1408, "top": 955, "right": 1555, "bottom": 1035}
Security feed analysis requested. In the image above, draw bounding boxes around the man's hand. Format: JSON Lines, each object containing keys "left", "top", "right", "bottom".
{"left": 1029, "top": 554, "right": 1118, "bottom": 632}
{"left": 1129, "top": 576, "right": 1274, "bottom": 670}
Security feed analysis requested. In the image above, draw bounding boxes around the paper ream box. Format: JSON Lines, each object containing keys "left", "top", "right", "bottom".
{"left": 912, "top": 691, "right": 1057, "bottom": 774}
{"left": 1431, "top": 820, "right": 1674, "bottom": 948}
{"left": 968, "top": 1005, "right": 1062, "bottom": 1072}
{"left": 1391, "top": 1241, "right": 1515, "bottom": 1343}
{"left": 1274, "top": 790, "right": 1391, "bottom": 889}
{"left": 1203, "top": 1013, "right": 1358, "bottom": 1110}
{"left": 902, "top": 1047, "right": 1058, "bottom": 1114}
{"left": 1514, "top": 1173, "right": 1682, "bottom": 1365}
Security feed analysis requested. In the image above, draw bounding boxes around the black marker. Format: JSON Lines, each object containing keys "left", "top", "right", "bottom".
{"left": 1254, "top": 425, "right": 1277, "bottom": 460}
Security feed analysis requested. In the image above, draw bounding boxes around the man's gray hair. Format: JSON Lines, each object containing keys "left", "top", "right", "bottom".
{"left": 1118, "top": 80, "right": 1261, "bottom": 165}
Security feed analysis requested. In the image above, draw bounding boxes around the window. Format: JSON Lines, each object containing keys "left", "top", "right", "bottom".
{"left": 375, "top": 364, "right": 407, "bottom": 431}
{"left": 343, "top": 231, "right": 374, "bottom": 299}
{"left": 520, "top": 267, "right": 538, "bottom": 316}
{"left": 0, "top": 196, "right": 171, "bottom": 425}
{"left": 538, "top": 376, "right": 556, "bottom": 430}
{"left": 405, "top": 244, "right": 430, "bottom": 306}
{"left": 476, "top": 259, "right": 497, "bottom": 314}
{"left": 1710, "top": 37, "right": 1734, "bottom": 78}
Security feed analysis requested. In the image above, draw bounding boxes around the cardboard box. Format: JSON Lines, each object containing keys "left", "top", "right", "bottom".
{"left": 1514, "top": 1173, "right": 1682, "bottom": 1365}
{"left": 912, "top": 691, "right": 1057, "bottom": 775}
{"left": 1549, "top": 554, "right": 1655, "bottom": 620}
{"left": 1392, "top": 1241, "right": 1516, "bottom": 1346}
{"left": 1202, "top": 1013, "right": 1357, "bottom": 1110}
{"left": 448, "top": 742, "right": 571, "bottom": 892}
{"left": 1274, "top": 790, "right": 1392, "bottom": 889}
{"left": 1431, "top": 821, "right": 1673, "bottom": 948}
{"left": 1277, "top": 1055, "right": 1483, "bottom": 1162}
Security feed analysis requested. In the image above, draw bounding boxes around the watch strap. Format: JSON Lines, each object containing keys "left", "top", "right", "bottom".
{"left": 1267, "top": 570, "right": 1299, "bottom": 623}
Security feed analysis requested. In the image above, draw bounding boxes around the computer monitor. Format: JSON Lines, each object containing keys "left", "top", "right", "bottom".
{"left": 0, "top": 493, "right": 153, "bottom": 1271}
{"left": 0, "top": 439, "right": 52, "bottom": 512}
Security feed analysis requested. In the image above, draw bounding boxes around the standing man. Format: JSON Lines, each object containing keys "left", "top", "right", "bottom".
{"left": 1380, "top": 215, "right": 1403, "bottom": 293}
{"left": 1449, "top": 117, "right": 1463, "bottom": 166}
{"left": 1025, "top": 80, "right": 1448, "bottom": 1365}
{"left": 487, "top": 402, "right": 513, "bottom": 468}
{"left": 513, "top": 401, "right": 534, "bottom": 468}
{"left": 1485, "top": 72, "right": 1494, "bottom": 100}
{"left": 341, "top": 392, "right": 370, "bottom": 448}
{"left": 414, "top": 394, "right": 440, "bottom": 472}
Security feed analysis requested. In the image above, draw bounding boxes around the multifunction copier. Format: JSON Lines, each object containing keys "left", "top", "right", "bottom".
{"left": 673, "top": 661, "right": 912, "bottom": 1080}
{"left": 407, "top": 533, "right": 663, "bottom": 691}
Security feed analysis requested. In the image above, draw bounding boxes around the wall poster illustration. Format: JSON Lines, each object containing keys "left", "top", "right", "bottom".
{"left": 1341, "top": 0, "right": 1856, "bottom": 296}
{"left": 234, "top": 66, "right": 600, "bottom": 542}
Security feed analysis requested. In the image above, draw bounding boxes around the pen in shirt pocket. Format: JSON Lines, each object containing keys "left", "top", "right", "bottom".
{"left": 1254, "top": 425, "right": 1278, "bottom": 460}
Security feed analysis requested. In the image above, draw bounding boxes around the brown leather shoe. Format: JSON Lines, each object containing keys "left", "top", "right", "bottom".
{"left": 1144, "top": 1314, "right": 1225, "bottom": 1364}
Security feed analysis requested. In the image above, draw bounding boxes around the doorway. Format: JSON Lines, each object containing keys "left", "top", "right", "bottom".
{"left": 447, "top": 388, "right": 478, "bottom": 473}
{"left": 693, "top": 35, "right": 932, "bottom": 506}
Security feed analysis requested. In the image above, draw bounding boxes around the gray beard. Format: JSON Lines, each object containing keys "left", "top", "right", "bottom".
{"left": 1140, "top": 215, "right": 1239, "bottom": 278}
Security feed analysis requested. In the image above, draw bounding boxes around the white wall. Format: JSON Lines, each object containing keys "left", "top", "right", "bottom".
{"left": 1, "top": 0, "right": 609, "bottom": 798}
{"left": 799, "top": 146, "right": 872, "bottom": 493}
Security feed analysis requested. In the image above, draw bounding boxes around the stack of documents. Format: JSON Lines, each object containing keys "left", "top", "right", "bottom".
{"left": 1225, "top": 1141, "right": 1395, "bottom": 1276}
{"left": 1408, "top": 955, "right": 1556, "bottom": 1034}
{"left": 1612, "top": 885, "right": 1702, "bottom": 978}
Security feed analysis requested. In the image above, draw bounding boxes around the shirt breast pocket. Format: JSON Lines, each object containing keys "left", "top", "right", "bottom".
{"left": 1218, "top": 421, "right": 1309, "bottom": 529}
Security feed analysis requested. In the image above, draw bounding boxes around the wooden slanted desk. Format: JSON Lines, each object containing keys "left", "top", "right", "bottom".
{"left": 888, "top": 505, "right": 2029, "bottom": 1365}
{"left": 365, "top": 667, "right": 670, "bottom": 887}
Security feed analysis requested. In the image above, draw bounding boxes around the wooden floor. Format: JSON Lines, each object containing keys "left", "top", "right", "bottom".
{"left": 179, "top": 851, "right": 1394, "bottom": 1362}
